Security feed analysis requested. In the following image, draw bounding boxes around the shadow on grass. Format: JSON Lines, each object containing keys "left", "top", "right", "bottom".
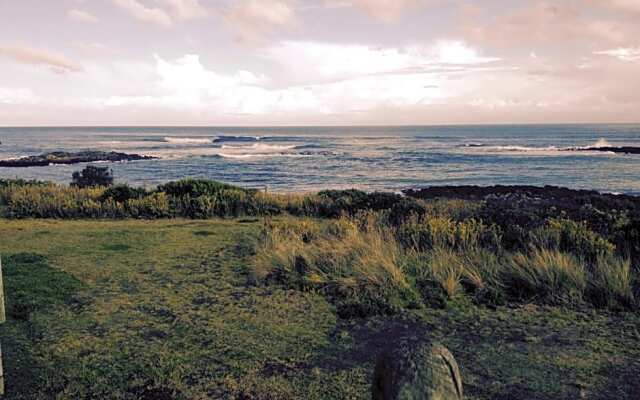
{"left": 1, "top": 253, "right": 83, "bottom": 399}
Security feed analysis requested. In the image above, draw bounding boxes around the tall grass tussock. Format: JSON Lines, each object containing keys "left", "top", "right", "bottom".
{"left": 252, "top": 212, "right": 637, "bottom": 315}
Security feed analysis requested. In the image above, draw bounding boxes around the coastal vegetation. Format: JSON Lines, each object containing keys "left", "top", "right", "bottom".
{"left": 0, "top": 177, "right": 639, "bottom": 398}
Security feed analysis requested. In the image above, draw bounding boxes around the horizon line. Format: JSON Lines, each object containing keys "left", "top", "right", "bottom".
{"left": 1, "top": 122, "right": 640, "bottom": 129}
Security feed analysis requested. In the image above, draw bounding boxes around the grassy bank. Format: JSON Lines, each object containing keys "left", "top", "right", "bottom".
{"left": 0, "top": 218, "right": 639, "bottom": 399}
{"left": 1, "top": 178, "right": 639, "bottom": 398}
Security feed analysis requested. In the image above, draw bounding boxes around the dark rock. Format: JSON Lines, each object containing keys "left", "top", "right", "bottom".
{"left": 373, "top": 339, "right": 463, "bottom": 400}
{"left": 570, "top": 146, "right": 640, "bottom": 155}
{"left": 403, "top": 185, "right": 606, "bottom": 201}
{"left": 0, "top": 151, "right": 156, "bottom": 168}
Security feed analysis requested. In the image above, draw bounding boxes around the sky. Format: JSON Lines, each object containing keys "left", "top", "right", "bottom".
{"left": 0, "top": 0, "right": 639, "bottom": 126}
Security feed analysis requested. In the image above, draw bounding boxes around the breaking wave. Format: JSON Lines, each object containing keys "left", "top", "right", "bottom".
{"left": 163, "top": 137, "right": 214, "bottom": 145}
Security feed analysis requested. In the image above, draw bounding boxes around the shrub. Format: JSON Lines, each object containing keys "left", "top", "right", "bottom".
{"left": 157, "top": 179, "right": 245, "bottom": 197}
{"left": 126, "top": 192, "right": 171, "bottom": 218}
{"left": 100, "top": 184, "right": 147, "bottom": 203}
{"left": 71, "top": 165, "right": 114, "bottom": 188}
{"left": 531, "top": 219, "right": 615, "bottom": 262}
{"left": 1, "top": 184, "right": 104, "bottom": 218}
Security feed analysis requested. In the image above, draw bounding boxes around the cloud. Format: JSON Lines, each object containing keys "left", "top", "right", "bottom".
{"left": 461, "top": 2, "right": 630, "bottom": 49}
{"left": 113, "top": 0, "right": 207, "bottom": 28}
{"left": 67, "top": 8, "right": 99, "bottom": 23}
{"left": 591, "top": 0, "right": 640, "bottom": 14}
{"left": 163, "top": 0, "right": 208, "bottom": 20}
{"left": 224, "top": 0, "right": 296, "bottom": 43}
{"left": 113, "top": 0, "right": 173, "bottom": 27}
{"left": 595, "top": 47, "right": 640, "bottom": 62}
{"left": 106, "top": 54, "right": 272, "bottom": 112}
{"left": 104, "top": 51, "right": 466, "bottom": 115}
{"left": 330, "top": 0, "right": 431, "bottom": 22}
{"left": 262, "top": 40, "right": 498, "bottom": 85}
{"left": 0, "top": 46, "right": 82, "bottom": 74}
{"left": 0, "top": 87, "right": 36, "bottom": 104}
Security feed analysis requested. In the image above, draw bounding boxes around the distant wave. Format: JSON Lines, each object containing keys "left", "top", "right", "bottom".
{"left": 212, "top": 135, "right": 308, "bottom": 143}
{"left": 471, "top": 145, "right": 561, "bottom": 153}
{"left": 217, "top": 153, "right": 313, "bottom": 159}
{"left": 163, "top": 137, "right": 213, "bottom": 145}
{"left": 220, "top": 143, "right": 296, "bottom": 151}
{"left": 463, "top": 139, "right": 617, "bottom": 155}
{"left": 216, "top": 142, "right": 300, "bottom": 160}
{"left": 213, "top": 135, "right": 262, "bottom": 143}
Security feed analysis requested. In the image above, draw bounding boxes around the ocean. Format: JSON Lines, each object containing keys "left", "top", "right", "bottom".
{"left": 0, "top": 124, "right": 639, "bottom": 194}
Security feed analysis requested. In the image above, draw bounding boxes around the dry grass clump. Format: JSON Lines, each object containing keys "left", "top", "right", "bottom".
{"left": 253, "top": 213, "right": 637, "bottom": 315}
{"left": 253, "top": 215, "right": 420, "bottom": 317}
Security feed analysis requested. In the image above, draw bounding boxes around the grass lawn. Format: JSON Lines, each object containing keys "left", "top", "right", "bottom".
{"left": 0, "top": 218, "right": 638, "bottom": 399}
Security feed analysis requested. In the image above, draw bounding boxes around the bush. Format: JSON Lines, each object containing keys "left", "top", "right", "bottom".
{"left": 71, "top": 165, "right": 114, "bottom": 188}
{"left": 157, "top": 179, "right": 245, "bottom": 197}
{"left": 100, "top": 184, "right": 147, "bottom": 203}
{"left": 126, "top": 192, "right": 171, "bottom": 218}
{"left": 1, "top": 184, "right": 104, "bottom": 218}
{"left": 530, "top": 219, "right": 615, "bottom": 262}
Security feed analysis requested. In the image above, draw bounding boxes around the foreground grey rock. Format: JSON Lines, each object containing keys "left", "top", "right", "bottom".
{"left": 0, "top": 151, "right": 157, "bottom": 167}
{"left": 373, "top": 340, "right": 463, "bottom": 400}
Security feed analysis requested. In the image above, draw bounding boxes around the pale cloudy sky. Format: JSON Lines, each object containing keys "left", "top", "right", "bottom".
{"left": 0, "top": 0, "right": 639, "bottom": 126}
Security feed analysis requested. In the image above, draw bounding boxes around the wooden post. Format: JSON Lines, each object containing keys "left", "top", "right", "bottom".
{"left": 0, "top": 255, "right": 5, "bottom": 323}
{"left": 0, "top": 255, "right": 5, "bottom": 396}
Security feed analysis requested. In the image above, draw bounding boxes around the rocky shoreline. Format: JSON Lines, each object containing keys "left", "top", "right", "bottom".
{"left": 0, "top": 151, "right": 157, "bottom": 168}
{"left": 403, "top": 184, "right": 640, "bottom": 206}
{"left": 569, "top": 146, "right": 640, "bottom": 155}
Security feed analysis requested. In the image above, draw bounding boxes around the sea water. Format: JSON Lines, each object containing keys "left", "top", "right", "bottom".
{"left": 0, "top": 124, "right": 639, "bottom": 194}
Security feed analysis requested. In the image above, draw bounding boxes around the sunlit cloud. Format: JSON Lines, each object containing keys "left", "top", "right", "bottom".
{"left": 113, "top": 0, "right": 207, "bottom": 28}
{"left": 0, "top": 45, "right": 83, "bottom": 74}
{"left": 590, "top": 0, "right": 640, "bottom": 14}
{"left": 104, "top": 52, "right": 447, "bottom": 115}
{"left": 326, "top": 0, "right": 431, "bottom": 22}
{"left": 224, "top": 0, "right": 297, "bottom": 43}
{"left": 461, "top": 2, "right": 630, "bottom": 48}
{"left": 595, "top": 47, "right": 640, "bottom": 62}
{"left": 0, "top": 87, "right": 37, "bottom": 104}
{"left": 1, "top": 0, "right": 639, "bottom": 124}
{"left": 263, "top": 40, "right": 498, "bottom": 85}
{"left": 67, "top": 9, "right": 99, "bottom": 24}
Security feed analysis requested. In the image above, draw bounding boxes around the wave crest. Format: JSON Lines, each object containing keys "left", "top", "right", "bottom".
{"left": 163, "top": 137, "right": 213, "bottom": 145}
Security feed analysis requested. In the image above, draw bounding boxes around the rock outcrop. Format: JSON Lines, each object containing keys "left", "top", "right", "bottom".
{"left": 570, "top": 146, "right": 640, "bottom": 155}
{"left": 0, "top": 151, "right": 156, "bottom": 168}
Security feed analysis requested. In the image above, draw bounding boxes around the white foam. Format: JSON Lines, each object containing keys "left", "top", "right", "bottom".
{"left": 477, "top": 145, "right": 560, "bottom": 153}
{"left": 576, "top": 138, "right": 612, "bottom": 149}
{"left": 220, "top": 143, "right": 296, "bottom": 151}
{"left": 163, "top": 137, "right": 213, "bottom": 145}
{"left": 217, "top": 152, "right": 310, "bottom": 159}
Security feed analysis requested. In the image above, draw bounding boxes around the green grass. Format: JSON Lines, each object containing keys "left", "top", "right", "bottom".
{"left": 0, "top": 219, "right": 639, "bottom": 399}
